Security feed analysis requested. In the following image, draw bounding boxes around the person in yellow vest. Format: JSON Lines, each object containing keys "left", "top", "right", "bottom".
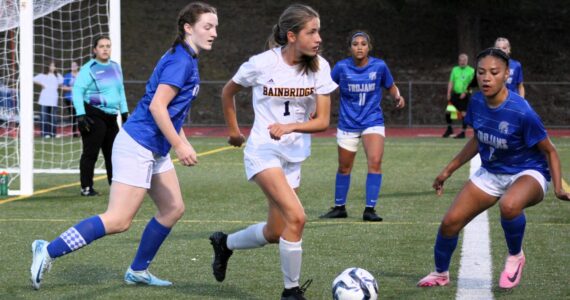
{"left": 442, "top": 53, "right": 474, "bottom": 138}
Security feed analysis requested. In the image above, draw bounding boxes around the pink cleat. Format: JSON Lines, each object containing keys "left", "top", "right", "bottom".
{"left": 417, "top": 271, "right": 450, "bottom": 287}
{"left": 499, "top": 251, "right": 526, "bottom": 289}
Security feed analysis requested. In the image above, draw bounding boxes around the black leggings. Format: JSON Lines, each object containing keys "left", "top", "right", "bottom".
{"left": 80, "top": 104, "right": 119, "bottom": 188}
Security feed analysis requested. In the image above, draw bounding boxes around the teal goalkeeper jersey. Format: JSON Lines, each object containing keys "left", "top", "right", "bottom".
{"left": 72, "top": 58, "right": 128, "bottom": 116}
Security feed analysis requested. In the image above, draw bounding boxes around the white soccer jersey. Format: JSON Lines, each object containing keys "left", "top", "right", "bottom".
{"left": 233, "top": 47, "right": 337, "bottom": 162}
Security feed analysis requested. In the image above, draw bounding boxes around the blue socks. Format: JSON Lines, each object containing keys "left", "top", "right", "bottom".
{"left": 47, "top": 215, "right": 106, "bottom": 258}
{"left": 434, "top": 231, "right": 458, "bottom": 273}
{"left": 130, "top": 217, "right": 172, "bottom": 271}
{"left": 365, "top": 173, "right": 382, "bottom": 207}
{"left": 334, "top": 173, "right": 351, "bottom": 206}
{"left": 334, "top": 173, "right": 383, "bottom": 207}
{"left": 501, "top": 213, "right": 526, "bottom": 255}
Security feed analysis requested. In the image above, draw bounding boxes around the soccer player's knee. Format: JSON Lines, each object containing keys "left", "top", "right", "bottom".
{"left": 167, "top": 202, "right": 185, "bottom": 221}
{"left": 440, "top": 218, "right": 461, "bottom": 236}
{"left": 109, "top": 219, "right": 132, "bottom": 233}
{"left": 499, "top": 201, "right": 521, "bottom": 219}
{"left": 337, "top": 165, "right": 352, "bottom": 174}
{"left": 173, "top": 205, "right": 185, "bottom": 221}
{"left": 288, "top": 212, "right": 306, "bottom": 231}
{"left": 367, "top": 158, "right": 382, "bottom": 171}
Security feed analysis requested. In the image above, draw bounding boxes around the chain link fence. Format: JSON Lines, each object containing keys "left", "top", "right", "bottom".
{"left": 123, "top": 80, "right": 570, "bottom": 128}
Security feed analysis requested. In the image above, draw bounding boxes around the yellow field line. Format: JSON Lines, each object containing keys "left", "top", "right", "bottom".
{"left": 0, "top": 145, "right": 238, "bottom": 205}
{"left": 563, "top": 178, "right": 570, "bottom": 192}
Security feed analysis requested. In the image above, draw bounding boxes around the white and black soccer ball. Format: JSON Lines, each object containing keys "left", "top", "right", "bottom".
{"left": 332, "top": 267, "right": 378, "bottom": 300}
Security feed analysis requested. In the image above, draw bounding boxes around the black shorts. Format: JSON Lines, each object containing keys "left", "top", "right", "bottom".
{"left": 450, "top": 93, "right": 470, "bottom": 112}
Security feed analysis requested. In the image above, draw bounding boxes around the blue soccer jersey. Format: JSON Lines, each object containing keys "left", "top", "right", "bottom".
{"left": 465, "top": 91, "right": 550, "bottom": 180}
{"left": 124, "top": 43, "right": 200, "bottom": 156}
{"left": 506, "top": 59, "right": 523, "bottom": 93}
{"left": 331, "top": 57, "right": 394, "bottom": 131}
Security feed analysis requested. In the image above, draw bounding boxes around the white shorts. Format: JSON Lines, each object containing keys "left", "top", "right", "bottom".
{"left": 112, "top": 129, "right": 174, "bottom": 189}
{"left": 470, "top": 167, "right": 549, "bottom": 197}
{"left": 244, "top": 149, "right": 301, "bottom": 189}
{"left": 337, "top": 126, "right": 385, "bottom": 152}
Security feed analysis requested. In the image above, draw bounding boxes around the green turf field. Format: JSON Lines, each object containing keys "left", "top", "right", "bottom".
{"left": 1, "top": 137, "right": 569, "bottom": 299}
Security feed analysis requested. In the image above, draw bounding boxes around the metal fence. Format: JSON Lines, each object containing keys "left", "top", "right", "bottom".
{"left": 123, "top": 80, "right": 570, "bottom": 128}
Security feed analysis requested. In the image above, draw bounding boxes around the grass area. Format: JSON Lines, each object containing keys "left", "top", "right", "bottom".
{"left": 0, "top": 137, "right": 569, "bottom": 299}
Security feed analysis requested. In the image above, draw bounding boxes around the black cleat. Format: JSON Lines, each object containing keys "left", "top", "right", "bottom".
{"left": 281, "top": 279, "right": 312, "bottom": 300}
{"left": 442, "top": 127, "right": 453, "bottom": 138}
{"left": 454, "top": 131, "right": 466, "bottom": 139}
{"left": 363, "top": 207, "right": 383, "bottom": 222}
{"left": 80, "top": 187, "right": 100, "bottom": 196}
{"left": 209, "top": 231, "right": 233, "bottom": 282}
{"left": 319, "top": 205, "right": 347, "bottom": 219}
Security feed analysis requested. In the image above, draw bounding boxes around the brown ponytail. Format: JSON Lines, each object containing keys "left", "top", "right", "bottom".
{"left": 265, "top": 4, "right": 320, "bottom": 75}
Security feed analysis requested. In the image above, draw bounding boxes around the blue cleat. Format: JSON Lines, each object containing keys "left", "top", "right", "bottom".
{"left": 30, "top": 240, "right": 53, "bottom": 290}
{"left": 124, "top": 267, "right": 172, "bottom": 286}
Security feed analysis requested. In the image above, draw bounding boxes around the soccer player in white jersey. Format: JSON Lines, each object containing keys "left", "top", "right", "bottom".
{"left": 417, "top": 48, "right": 569, "bottom": 289}
{"left": 29, "top": 2, "right": 218, "bottom": 289}
{"left": 209, "top": 4, "right": 337, "bottom": 299}
{"left": 320, "top": 30, "right": 405, "bottom": 222}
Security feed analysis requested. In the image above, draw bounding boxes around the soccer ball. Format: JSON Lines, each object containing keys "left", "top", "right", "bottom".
{"left": 332, "top": 267, "right": 378, "bottom": 300}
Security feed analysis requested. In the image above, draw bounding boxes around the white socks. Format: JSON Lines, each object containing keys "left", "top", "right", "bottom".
{"left": 226, "top": 224, "right": 303, "bottom": 289}
{"left": 279, "top": 237, "right": 302, "bottom": 289}
{"left": 227, "top": 222, "right": 268, "bottom": 250}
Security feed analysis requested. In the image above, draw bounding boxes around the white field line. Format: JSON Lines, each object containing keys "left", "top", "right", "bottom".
{"left": 456, "top": 154, "right": 494, "bottom": 300}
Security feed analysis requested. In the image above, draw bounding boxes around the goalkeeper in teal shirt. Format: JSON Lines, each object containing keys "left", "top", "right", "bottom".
{"left": 72, "top": 35, "right": 128, "bottom": 196}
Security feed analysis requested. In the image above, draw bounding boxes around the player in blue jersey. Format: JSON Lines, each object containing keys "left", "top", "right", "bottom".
{"left": 418, "top": 48, "right": 569, "bottom": 289}
{"left": 209, "top": 4, "right": 336, "bottom": 299}
{"left": 495, "top": 37, "right": 525, "bottom": 97}
{"left": 73, "top": 36, "right": 128, "bottom": 196}
{"left": 29, "top": 2, "right": 218, "bottom": 289}
{"left": 319, "top": 30, "right": 405, "bottom": 222}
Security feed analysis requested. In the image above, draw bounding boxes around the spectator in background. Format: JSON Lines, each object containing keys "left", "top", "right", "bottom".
{"left": 34, "top": 62, "right": 63, "bottom": 138}
{"left": 442, "top": 53, "right": 474, "bottom": 139}
{"left": 495, "top": 37, "right": 525, "bottom": 98}
{"left": 62, "top": 61, "right": 79, "bottom": 137}
{"left": 73, "top": 36, "right": 128, "bottom": 196}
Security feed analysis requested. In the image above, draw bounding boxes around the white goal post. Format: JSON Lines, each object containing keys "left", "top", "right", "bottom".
{"left": 0, "top": 0, "right": 121, "bottom": 195}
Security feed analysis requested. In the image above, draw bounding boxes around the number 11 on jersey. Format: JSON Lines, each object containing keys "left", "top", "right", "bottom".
{"left": 359, "top": 93, "right": 366, "bottom": 106}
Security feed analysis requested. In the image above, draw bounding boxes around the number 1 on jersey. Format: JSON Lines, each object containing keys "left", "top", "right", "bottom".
{"left": 283, "top": 100, "right": 291, "bottom": 116}
{"left": 359, "top": 93, "right": 366, "bottom": 106}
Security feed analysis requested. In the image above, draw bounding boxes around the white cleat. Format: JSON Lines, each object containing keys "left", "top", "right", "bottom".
{"left": 124, "top": 267, "right": 173, "bottom": 286}
{"left": 30, "top": 240, "right": 53, "bottom": 290}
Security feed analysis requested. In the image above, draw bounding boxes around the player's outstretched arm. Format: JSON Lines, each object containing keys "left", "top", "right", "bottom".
{"left": 537, "top": 138, "right": 570, "bottom": 201}
{"left": 433, "top": 137, "right": 479, "bottom": 195}
{"left": 222, "top": 80, "right": 246, "bottom": 147}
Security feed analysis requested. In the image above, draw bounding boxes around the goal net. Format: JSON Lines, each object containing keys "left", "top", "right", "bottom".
{"left": 0, "top": 0, "right": 118, "bottom": 195}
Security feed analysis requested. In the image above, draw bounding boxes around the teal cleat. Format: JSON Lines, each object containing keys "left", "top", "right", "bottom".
{"left": 124, "top": 267, "right": 173, "bottom": 286}
{"left": 30, "top": 240, "right": 53, "bottom": 290}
